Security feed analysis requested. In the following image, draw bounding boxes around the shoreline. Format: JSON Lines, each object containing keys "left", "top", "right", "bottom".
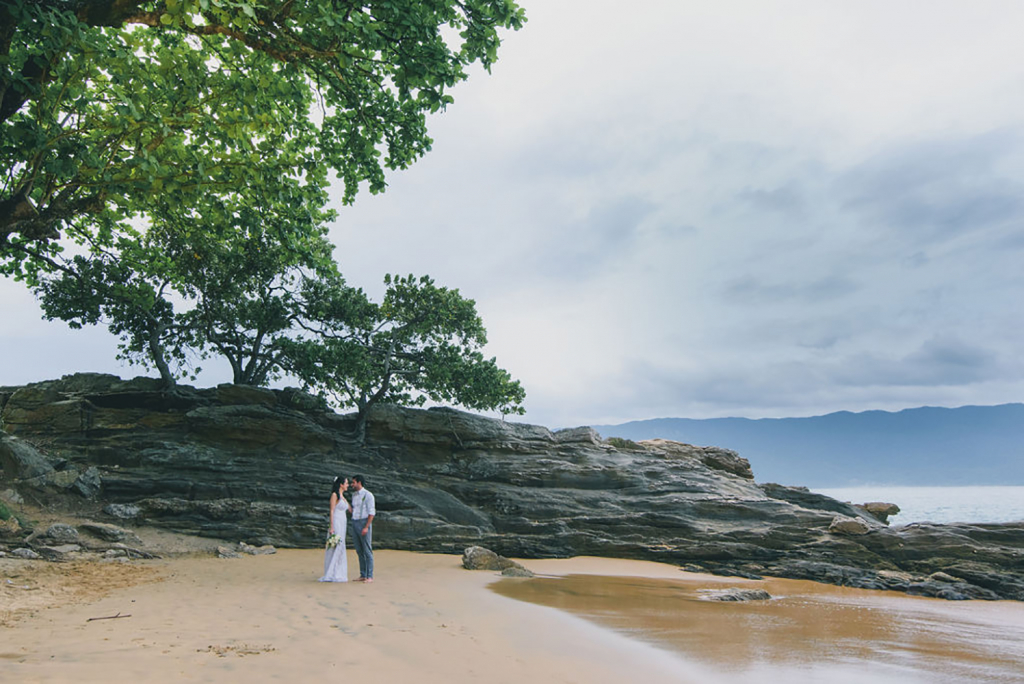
{"left": 4, "top": 549, "right": 1024, "bottom": 683}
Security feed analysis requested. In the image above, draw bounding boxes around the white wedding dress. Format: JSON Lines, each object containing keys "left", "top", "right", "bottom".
{"left": 319, "top": 502, "right": 348, "bottom": 582}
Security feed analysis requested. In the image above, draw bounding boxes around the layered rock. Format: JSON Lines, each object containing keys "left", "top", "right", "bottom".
{"left": 2, "top": 373, "right": 1022, "bottom": 600}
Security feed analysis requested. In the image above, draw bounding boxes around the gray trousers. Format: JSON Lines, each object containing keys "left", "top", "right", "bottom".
{"left": 350, "top": 517, "right": 374, "bottom": 578}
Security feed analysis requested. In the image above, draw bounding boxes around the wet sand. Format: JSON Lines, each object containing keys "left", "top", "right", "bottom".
{"left": 2, "top": 551, "right": 1023, "bottom": 683}
{"left": 494, "top": 558, "right": 1024, "bottom": 684}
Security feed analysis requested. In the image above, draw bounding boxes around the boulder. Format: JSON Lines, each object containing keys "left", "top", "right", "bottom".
{"left": 829, "top": 516, "right": 873, "bottom": 536}
{"left": 462, "top": 546, "right": 529, "bottom": 574}
{"left": 12, "top": 547, "right": 41, "bottom": 560}
{"left": 0, "top": 434, "right": 54, "bottom": 479}
{"left": 861, "top": 501, "right": 901, "bottom": 524}
{"left": 44, "top": 523, "right": 80, "bottom": 543}
{"left": 71, "top": 467, "right": 102, "bottom": 498}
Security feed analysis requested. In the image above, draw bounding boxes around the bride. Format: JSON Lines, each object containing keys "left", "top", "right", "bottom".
{"left": 319, "top": 476, "right": 352, "bottom": 582}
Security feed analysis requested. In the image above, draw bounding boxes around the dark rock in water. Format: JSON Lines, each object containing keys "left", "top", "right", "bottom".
{"left": 2, "top": 373, "right": 1023, "bottom": 601}
{"left": 702, "top": 588, "right": 772, "bottom": 602}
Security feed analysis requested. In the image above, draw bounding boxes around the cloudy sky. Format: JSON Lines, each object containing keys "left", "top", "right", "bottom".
{"left": 4, "top": 1, "right": 1024, "bottom": 428}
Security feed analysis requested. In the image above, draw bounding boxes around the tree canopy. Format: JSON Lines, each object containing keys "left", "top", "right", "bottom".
{"left": 0, "top": 0, "right": 526, "bottom": 280}
{"left": 35, "top": 188, "right": 336, "bottom": 386}
{"left": 11, "top": 0, "right": 528, "bottom": 426}
{"left": 285, "top": 273, "right": 526, "bottom": 439}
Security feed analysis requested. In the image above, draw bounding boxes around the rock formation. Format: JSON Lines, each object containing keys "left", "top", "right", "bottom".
{"left": 2, "top": 373, "right": 1023, "bottom": 601}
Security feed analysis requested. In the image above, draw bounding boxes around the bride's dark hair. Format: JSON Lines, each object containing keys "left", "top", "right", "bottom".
{"left": 330, "top": 476, "right": 343, "bottom": 500}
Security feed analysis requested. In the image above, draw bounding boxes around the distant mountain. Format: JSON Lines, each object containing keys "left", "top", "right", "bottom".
{"left": 593, "top": 404, "right": 1024, "bottom": 487}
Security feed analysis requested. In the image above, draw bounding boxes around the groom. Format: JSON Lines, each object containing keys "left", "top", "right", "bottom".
{"left": 349, "top": 475, "right": 376, "bottom": 582}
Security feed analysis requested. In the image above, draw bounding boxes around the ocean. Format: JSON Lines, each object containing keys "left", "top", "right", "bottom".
{"left": 813, "top": 485, "right": 1024, "bottom": 524}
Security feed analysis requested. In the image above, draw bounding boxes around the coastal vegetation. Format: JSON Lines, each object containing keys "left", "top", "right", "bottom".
{"left": 1, "top": 0, "right": 526, "bottom": 280}
{"left": 0, "top": 0, "right": 527, "bottom": 422}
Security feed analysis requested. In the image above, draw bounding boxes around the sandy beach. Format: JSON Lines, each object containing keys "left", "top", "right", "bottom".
{"left": 3, "top": 549, "right": 1024, "bottom": 684}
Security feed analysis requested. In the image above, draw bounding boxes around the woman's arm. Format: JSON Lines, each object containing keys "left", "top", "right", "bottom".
{"left": 328, "top": 493, "right": 339, "bottom": 534}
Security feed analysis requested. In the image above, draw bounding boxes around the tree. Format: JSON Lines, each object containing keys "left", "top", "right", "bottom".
{"left": 161, "top": 193, "right": 337, "bottom": 385}
{"left": 286, "top": 273, "right": 525, "bottom": 442}
{"left": 35, "top": 188, "right": 336, "bottom": 387}
{"left": 1, "top": 0, "right": 526, "bottom": 280}
{"left": 35, "top": 237, "right": 199, "bottom": 387}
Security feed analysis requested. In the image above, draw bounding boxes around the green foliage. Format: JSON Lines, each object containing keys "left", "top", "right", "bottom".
{"left": 606, "top": 436, "right": 641, "bottom": 450}
{"left": 36, "top": 189, "right": 337, "bottom": 386}
{"left": 286, "top": 273, "right": 525, "bottom": 437}
{"left": 0, "top": 500, "right": 11, "bottom": 521}
{"left": 35, "top": 219, "right": 525, "bottom": 423}
{"left": 0, "top": 0, "right": 526, "bottom": 280}
{"left": 8, "top": 0, "right": 527, "bottom": 418}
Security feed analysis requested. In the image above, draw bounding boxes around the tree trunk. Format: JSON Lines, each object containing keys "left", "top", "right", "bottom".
{"left": 147, "top": 324, "right": 175, "bottom": 389}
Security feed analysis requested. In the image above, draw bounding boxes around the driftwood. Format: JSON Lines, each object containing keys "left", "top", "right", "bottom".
{"left": 86, "top": 612, "right": 132, "bottom": 622}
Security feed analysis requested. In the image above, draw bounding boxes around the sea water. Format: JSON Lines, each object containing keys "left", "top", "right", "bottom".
{"left": 813, "top": 485, "right": 1024, "bottom": 524}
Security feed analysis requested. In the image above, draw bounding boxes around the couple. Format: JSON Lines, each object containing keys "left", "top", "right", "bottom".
{"left": 319, "top": 474, "right": 376, "bottom": 583}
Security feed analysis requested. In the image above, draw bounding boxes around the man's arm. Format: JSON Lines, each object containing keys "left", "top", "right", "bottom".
{"left": 361, "top": 491, "right": 376, "bottom": 536}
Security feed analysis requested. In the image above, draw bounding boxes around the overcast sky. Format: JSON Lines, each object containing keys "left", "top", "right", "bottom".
{"left": 3, "top": 1, "right": 1024, "bottom": 428}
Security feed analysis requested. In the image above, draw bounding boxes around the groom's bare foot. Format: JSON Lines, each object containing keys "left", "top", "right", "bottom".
{"left": 364, "top": 578, "right": 373, "bottom": 583}
{"left": 355, "top": 577, "right": 366, "bottom": 582}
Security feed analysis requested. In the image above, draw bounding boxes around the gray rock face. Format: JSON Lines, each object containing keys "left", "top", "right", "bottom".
{"left": 2, "top": 373, "right": 1024, "bottom": 600}
{"left": 0, "top": 434, "right": 54, "bottom": 480}
{"left": 71, "top": 467, "right": 102, "bottom": 498}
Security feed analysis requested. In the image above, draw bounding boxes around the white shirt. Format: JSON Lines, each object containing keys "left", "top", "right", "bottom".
{"left": 351, "top": 488, "right": 376, "bottom": 519}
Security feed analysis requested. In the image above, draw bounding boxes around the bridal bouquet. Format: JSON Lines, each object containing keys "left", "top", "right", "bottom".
{"left": 325, "top": 533, "right": 341, "bottom": 549}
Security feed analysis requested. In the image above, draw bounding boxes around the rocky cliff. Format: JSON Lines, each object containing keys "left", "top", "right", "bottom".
{"left": 2, "top": 373, "right": 1022, "bottom": 600}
